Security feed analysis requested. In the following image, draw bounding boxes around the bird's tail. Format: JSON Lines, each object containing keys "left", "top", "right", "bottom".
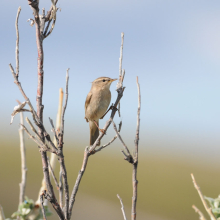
{"left": 89, "top": 120, "right": 100, "bottom": 146}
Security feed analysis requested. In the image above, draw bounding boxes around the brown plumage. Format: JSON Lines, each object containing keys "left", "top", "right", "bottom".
{"left": 85, "top": 77, "right": 117, "bottom": 146}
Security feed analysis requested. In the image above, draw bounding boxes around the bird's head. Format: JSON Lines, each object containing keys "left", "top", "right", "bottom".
{"left": 92, "top": 77, "right": 117, "bottom": 90}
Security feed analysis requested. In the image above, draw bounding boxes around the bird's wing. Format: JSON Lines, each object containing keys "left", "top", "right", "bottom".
{"left": 85, "top": 92, "right": 92, "bottom": 122}
{"left": 85, "top": 92, "right": 92, "bottom": 110}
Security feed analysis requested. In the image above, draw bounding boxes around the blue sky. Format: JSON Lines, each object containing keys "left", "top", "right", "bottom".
{"left": 1, "top": 0, "right": 220, "bottom": 164}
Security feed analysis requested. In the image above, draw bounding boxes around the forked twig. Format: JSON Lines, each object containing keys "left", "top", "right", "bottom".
{"left": 40, "top": 193, "right": 47, "bottom": 220}
{"left": 26, "top": 117, "right": 42, "bottom": 142}
{"left": 95, "top": 121, "right": 122, "bottom": 153}
{"left": 192, "top": 205, "right": 207, "bottom": 220}
{"left": 112, "top": 120, "right": 133, "bottom": 163}
{"left": 49, "top": 117, "right": 59, "bottom": 145}
{"left": 47, "top": 157, "right": 59, "bottom": 190}
{"left": 117, "top": 194, "right": 127, "bottom": 220}
{"left": 20, "top": 124, "right": 49, "bottom": 152}
{"left": 191, "top": 174, "right": 216, "bottom": 220}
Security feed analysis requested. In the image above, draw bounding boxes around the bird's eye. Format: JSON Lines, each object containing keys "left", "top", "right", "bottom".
{"left": 102, "top": 79, "right": 106, "bottom": 82}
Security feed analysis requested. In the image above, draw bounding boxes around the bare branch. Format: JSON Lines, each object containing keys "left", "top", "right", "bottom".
{"left": 134, "top": 76, "right": 140, "bottom": 161}
{"left": 55, "top": 68, "right": 70, "bottom": 220}
{"left": 48, "top": 157, "right": 59, "bottom": 190}
{"left": 45, "top": 0, "right": 58, "bottom": 21}
{"left": 40, "top": 192, "right": 47, "bottom": 220}
{"left": 69, "top": 147, "right": 89, "bottom": 217}
{"left": 25, "top": 118, "right": 58, "bottom": 154}
{"left": 191, "top": 174, "right": 216, "bottom": 220}
{"left": 43, "top": 0, "right": 57, "bottom": 39}
{"left": 21, "top": 124, "right": 47, "bottom": 151}
{"left": 49, "top": 88, "right": 63, "bottom": 170}
{"left": 117, "top": 32, "right": 124, "bottom": 89}
{"left": 60, "top": 68, "right": 69, "bottom": 135}
{"left": 9, "top": 2, "right": 64, "bottom": 219}
{"left": 44, "top": 19, "right": 56, "bottom": 39}
{"left": 43, "top": 19, "right": 51, "bottom": 36}
{"left": 18, "top": 110, "right": 27, "bottom": 206}
{"left": 49, "top": 117, "right": 59, "bottom": 145}
{"left": 112, "top": 120, "right": 133, "bottom": 163}
{"left": 95, "top": 121, "right": 122, "bottom": 153}
{"left": 15, "top": 7, "right": 21, "bottom": 77}
{"left": 59, "top": 170, "right": 63, "bottom": 209}
{"left": 131, "top": 76, "right": 141, "bottom": 220}
{"left": 192, "top": 205, "right": 207, "bottom": 220}
{"left": 117, "top": 32, "right": 125, "bottom": 117}
{"left": 117, "top": 194, "right": 127, "bottom": 220}
{"left": 26, "top": 117, "right": 42, "bottom": 142}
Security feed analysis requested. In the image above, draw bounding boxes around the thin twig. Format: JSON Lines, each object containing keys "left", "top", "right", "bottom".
{"left": 45, "top": 0, "right": 58, "bottom": 21}
{"left": 117, "top": 194, "right": 127, "bottom": 220}
{"left": 43, "top": 19, "right": 51, "bottom": 36}
{"left": 15, "top": 7, "right": 21, "bottom": 77}
{"left": 191, "top": 174, "right": 216, "bottom": 220}
{"left": 61, "top": 68, "right": 69, "bottom": 135}
{"left": 44, "top": 19, "right": 56, "bottom": 39}
{"left": 134, "top": 76, "right": 140, "bottom": 161}
{"left": 117, "top": 32, "right": 124, "bottom": 116}
{"left": 192, "top": 205, "right": 207, "bottom": 220}
{"left": 19, "top": 110, "right": 27, "bottom": 206}
{"left": 69, "top": 147, "right": 89, "bottom": 217}
{"left": 57, "top": 68, "right": 70, "bottom": 220}
{"left": 118, "top": 32, "right": 124, "bottom": 89}
{"left": 43, "top": 0, "right": 57, "bottom": 39}
{"left": 40, "top": 193, "right": 47, "bottom": 220}
{"left": 47, "top": 157, "right": 59, "bottom": 190}
{"left": 26, "top": 117, "right": 42, "bottom": 142}
{"left": 95, "top": 121, "right": 122, "bottom": 153}
{"left": 59, "top": 170, "right": 63, "bottom": 209}
{"left": 131, "top": 76, "right": 141, "bottom": 220}
{"left": 21, "top": 124, "right": 49, "bottom": 152}
{"left": 112, "top": 120, "right": 133, "bottom": 163}
{"left": 49, "top": 117, "right": 59, "bottom": 145}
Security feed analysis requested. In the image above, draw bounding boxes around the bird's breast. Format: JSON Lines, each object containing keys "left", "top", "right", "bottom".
{"left": 85, "top": 89, "right": 111, "bottom": 121}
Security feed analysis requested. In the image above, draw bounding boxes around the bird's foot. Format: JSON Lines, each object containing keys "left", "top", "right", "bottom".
{"left": 99, "top": 128, "right": 106, "bottom": 134}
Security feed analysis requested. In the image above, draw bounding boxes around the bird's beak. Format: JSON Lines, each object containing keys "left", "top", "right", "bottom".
{"left": 110, "top": 78, "right": 117, "bottom": 82}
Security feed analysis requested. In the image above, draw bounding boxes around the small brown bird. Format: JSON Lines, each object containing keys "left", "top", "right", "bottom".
{"left": 85, "top": 77, "right": 117, "bottom": 146}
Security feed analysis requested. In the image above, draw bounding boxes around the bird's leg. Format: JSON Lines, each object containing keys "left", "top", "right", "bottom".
{"left": 93, "top": 120, "right": 106, "bottom": 134}
{"left": 100, "top": 104, "right": 118, "bottom": 119}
